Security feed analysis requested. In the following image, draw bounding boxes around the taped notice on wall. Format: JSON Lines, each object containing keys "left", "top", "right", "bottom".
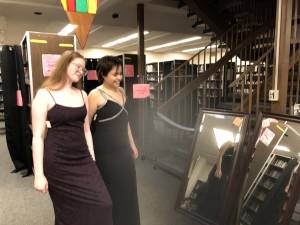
{"left": 259, "top": 128, "right": 275, "bottom": 146}
{"left": 42, "top": 54, "right": 61, "bottom": 77}
{"left": 233, "top": 117, "right": 243, "bottom": 127}
{"left": 133, "top": 84, "right": 150, "bottom": 99}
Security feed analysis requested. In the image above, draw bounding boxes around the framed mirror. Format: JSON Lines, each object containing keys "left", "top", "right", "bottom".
{"left": 239, "top": 113, "right": 300, "bottom": 225}
{"left": 176, "top": 110, "right": 249, "bottom": 225}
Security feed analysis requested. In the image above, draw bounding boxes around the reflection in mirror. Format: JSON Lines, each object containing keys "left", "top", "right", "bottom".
{"left": 177, "top": 111, "right": 248, "bottom": 224}
{"left": 240, "top": 117, "right": 300, "bottom": 225}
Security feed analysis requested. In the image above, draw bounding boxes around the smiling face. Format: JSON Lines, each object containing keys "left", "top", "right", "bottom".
{"left": 103, "top": 65, "right": 123, "bottom": 88}
{"left": 66, "top": 57, "right": 86, "bottom": 83}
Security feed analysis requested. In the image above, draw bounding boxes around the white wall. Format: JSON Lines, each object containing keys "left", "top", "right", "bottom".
{"left": 79, "top": 48, "right": 191, "bottom": 64}
{"left": 145, "top": 52, "right": 191, "bottom": 63}
{"left": 78, "top": 48, "right": 123, "bottom": 58}
{"left": 79, "top": 48, "right": 248, "bottom": 72}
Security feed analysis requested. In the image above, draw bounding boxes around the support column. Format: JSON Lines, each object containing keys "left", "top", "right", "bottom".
{"left": 137, "top": 3, "right": 146, "bottom": 155}
{"left": 271, "top": 0, "right": 293, "bottom": 113}
{"left": 137, "top": 3, "right": 145, "bottom": 83}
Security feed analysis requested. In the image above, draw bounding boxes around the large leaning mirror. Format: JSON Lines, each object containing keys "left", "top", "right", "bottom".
{"left": 176, "top": 110, "right": 249, "bottom": 225}
{"left": 240, "top": 114, "right": 300, "bottom": 225}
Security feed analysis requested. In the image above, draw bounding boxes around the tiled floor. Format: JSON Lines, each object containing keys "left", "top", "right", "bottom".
{"left": 0, "top": 134, "right": 199, "bottom": 225}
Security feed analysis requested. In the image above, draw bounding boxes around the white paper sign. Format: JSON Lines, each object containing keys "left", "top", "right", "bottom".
{"left": 259, "top": 128, "right": 275, "bottom": 146}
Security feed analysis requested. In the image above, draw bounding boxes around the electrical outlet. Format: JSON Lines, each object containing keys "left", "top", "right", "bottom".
{"left": 294, "top": 104, "right": 300, "bottom": 116}
{"left": 269, "top": 90, "right": 279, "bottom": 101}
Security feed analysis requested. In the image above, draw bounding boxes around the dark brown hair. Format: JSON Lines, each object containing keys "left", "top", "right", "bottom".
{"left": 96, "top": 56, "right": 122, "bottom": 84}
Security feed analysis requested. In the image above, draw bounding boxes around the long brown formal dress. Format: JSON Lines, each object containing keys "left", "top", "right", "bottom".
{"left": 43, "top": 91, "right": 113, "bottom": 225}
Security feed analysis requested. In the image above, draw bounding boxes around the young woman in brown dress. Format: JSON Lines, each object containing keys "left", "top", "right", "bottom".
{"left": 32, "top": 51, "right": 113, "bottom": 225}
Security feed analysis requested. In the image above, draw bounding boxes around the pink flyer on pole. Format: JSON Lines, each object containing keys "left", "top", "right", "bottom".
{"left": 42, "top": 54, "right": 61, "bottom": 77}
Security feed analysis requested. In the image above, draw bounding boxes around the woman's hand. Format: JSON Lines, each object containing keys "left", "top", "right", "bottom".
{"left": 34, "top": 175, "right": 48, "bottom": 193}
{"left": 91, "top": 154, "right": 96, "bottom": 161}
{"left": 214, "top": 168, "right": 222, "bottom": 179}
{"left": 131, "top": 146, "right": 139, "bottom": 159}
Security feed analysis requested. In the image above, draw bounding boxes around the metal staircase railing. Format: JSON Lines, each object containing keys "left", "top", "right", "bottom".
{"left": 229, "top": 47, "right": 300, "bottom": 115}
{"left": 227, "top": 0, "right": 300, "bottom": 116}
{"left": 154, "top": 18, "right": 275, "bottom": 128}
{"left": 229, "top": 46, "right": 274, "bottom": 113}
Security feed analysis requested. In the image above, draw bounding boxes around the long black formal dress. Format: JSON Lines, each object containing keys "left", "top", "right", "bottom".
{"left": 91, "top": 89, "right": 140, "bottom": 225}
{"left": 195, "top": 147, "right": 235, "bottom": 222}
{"left": 252, "top": 158, "right": 297, "bottom": 225}
{"left": 44, "top": 91, "right": 113, "bottom": 225}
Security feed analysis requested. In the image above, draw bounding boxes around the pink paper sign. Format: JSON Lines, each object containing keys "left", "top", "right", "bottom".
{"left": 261, "top": 118, "right": 279, "bottom": 129}
{"left": 16, "top": 90, "right": 23, "bottom": 106}
{"left": 42, "top": 54, "right": 61, "bottom": 77}
{"left": 133, "top": 84, "right": 150, "bottom": 99}
{"left": 125, "top": 64, "right": 134, "bottom": 77}
{"left": 87, "top": 70, "right": 97, "bottom": 80}
{"left": 259, "top": 128, "right": 275, "bottom": 146}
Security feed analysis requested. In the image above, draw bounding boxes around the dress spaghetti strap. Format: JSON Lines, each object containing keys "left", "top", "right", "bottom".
{"left": 98, "top": 89, "right": 108, "bottom": 101}
{"left": 80, "top": 90, "right": 85, "bottom": 106}
{"left": 98, "top": 88, "right": 124, "bottom": 106}
{"left": 47, "top": 90, "right": 56, "bottom": 104}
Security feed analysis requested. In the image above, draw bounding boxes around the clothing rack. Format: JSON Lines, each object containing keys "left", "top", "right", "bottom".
{"left": 279, "top": 162, "right": 300, "bottom": 225}
{"left": 240, "top": 153, "right": 296, "bottom": 225}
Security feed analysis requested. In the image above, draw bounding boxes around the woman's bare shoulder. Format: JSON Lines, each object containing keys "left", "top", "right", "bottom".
{"left": 36, "top": 88, "right": 49, "bottom": 95}
{"left": 34, "top": 88, "right": 52, "bottom": 101}
{"left": 118, "top": 87, "right": 126, "bottom": 102}
{"left": 118, "top": 86, "right": 125, "bottom": 94}
{"left": 32, "top": 88, "right": 52, "bottom": 109}
{"left": 88, "top": 88, "right": 102, "bottom": 100}
{"left": 73, "top": 87, "right": 88, "bottom": 100}
{"left": 88, "top": 87, "right": 106, "bottom": 105}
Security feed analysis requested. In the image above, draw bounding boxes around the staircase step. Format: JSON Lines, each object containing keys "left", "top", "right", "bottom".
{"left": 233, "top": 11, "right": 250, "bottom": 18}
{"left": 165, "top": 146, "right": 190, "bottom": 159}
{"left": 192, "top": 19, "right": 205, "bottom": 28}
{"left": 154, "top": 150, "right": 187, "bottom": 179}
{"left": 216, "top": 102, "right": 240, "bottom": 110}
{"left": 187, "top": 10, "right": 196, "bottom": 18}
{"left": 288, "top": 94, "right": 300, "bottom": 98}
{"left": 147, "top": 115, "right": 193, "bottom": 179}
{"left": 215, "top": 100, "right": 272, "bottom": 110}
{"left": 292, "top": 18, "right": 300, "bottom": 25}
{"left": 203, "top": 28, "right": 213, "bottom": 34}
{"left": 177, "top": 0, "right": 187, "bottom": 8}
{"left": 221, "top": 0, "right": 244, "bottom": 10}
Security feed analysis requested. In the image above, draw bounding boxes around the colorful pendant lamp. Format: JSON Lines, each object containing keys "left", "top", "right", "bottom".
{"left": 61, "top": 0, "right": 101, "bottom": 49}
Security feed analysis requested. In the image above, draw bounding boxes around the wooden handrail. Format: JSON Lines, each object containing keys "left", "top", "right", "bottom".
{"left": 229, "top": 46, "right": 274, "bottom": 88}
{"left": 231, "top": 47, "right": 300, "bottom": 113}
{"left": 154, "top": 23, "right": 239, "bottom": 87}
{"left": 158, "top": 24, "right": 271, "bottom": 113}
{"left": 229, "top": 47, "right": 300, "bottom": 89}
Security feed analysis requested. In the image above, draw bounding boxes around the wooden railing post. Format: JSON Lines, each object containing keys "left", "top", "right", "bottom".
{"left": 289, "top": 0, "right": 298, "bottom": 112}
{"left": 271, "top": 0, "right": 293, "bottom": 114}
{"left": 249, "top": 73, "right": 253, "bottom": 113}
{"left": 256, "top": 65, "right": 261, "bottom": 114}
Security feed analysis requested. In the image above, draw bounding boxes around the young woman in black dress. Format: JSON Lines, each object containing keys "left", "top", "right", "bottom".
{"left": 32, "top": 51, "right": 113, "bottom": 225}
{"left": 88, "top": 56, "right": 140, "bottom": 225}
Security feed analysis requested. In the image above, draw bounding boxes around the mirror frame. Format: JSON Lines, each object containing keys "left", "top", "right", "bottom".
{"left": 175, "top": 109, "right": 250, "bottom": 225}
{"left": 237, "top": 112, "right": 300, "bottom": 225}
